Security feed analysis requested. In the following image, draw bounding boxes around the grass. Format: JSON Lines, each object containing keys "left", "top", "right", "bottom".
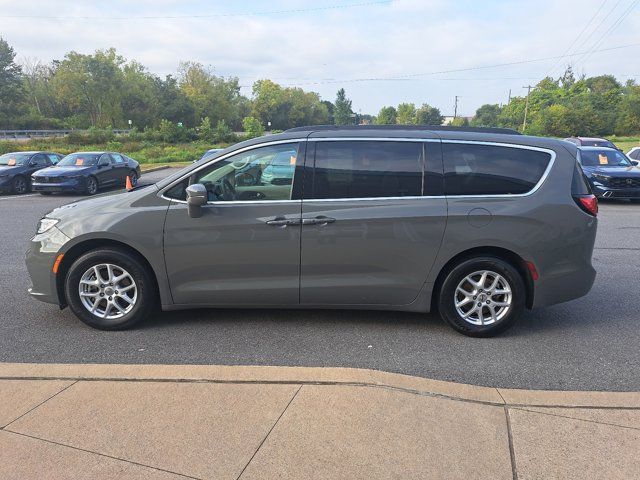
{"left": 140, "top": 162, "right": 191, "bottom": 171}
{"left": 2, "top": 134, "right": 639, "bottom": 165}
{"left": 0, "top": 137, "right": 226, "bottom": 164}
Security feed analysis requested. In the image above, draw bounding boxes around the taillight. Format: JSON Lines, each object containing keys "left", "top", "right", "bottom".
{"left": 574, "top": 194, "right": 598, "bottom": 216}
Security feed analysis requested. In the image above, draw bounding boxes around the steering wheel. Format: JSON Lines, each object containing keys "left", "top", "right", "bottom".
{"left": 222, "top": 179, "right": 237, "bottom": 201}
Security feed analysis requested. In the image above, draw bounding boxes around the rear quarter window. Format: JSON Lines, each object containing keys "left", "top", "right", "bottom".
{"left": 443, "top": 143, "right": 552, "bottom": 196}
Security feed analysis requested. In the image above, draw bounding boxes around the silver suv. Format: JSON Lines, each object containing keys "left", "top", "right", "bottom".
{"left": 26, "top": 126, "right": 598, "bottom": 337}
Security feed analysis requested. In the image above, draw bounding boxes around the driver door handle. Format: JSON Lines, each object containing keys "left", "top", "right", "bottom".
{"left": 265, "top": 217, "right": 298, "bottom": 227}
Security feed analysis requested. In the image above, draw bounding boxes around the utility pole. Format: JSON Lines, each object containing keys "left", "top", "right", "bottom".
{"left": 522, "top": 85, "right": 533, "bottom": 133}
{"left": 508, "top": 89, "right": 511, "bottom": 104}
{"left": 453, "top": 96, "right": 459, "bottom": 118}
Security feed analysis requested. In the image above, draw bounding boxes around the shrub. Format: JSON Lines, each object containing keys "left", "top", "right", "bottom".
{"left": 242, "top": 116, "right": 264, "bottom": 139}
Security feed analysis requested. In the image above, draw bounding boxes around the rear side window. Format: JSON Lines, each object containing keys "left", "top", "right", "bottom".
{"left": 443, "top": 143, "right": 551, "bottom": 195}
{"left": 312, "top": 141, "right": 423, "bottom": 199}
{"left": 572, "top": 160, "right": 592, "bottom": 195}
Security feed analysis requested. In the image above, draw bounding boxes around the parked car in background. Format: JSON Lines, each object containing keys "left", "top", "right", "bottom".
{"left": 197, "top": 148, "right": 224, "bottom": 162}
{"left": 0, "top": 151, "right": 63, "bottom": 194}
{"left": 577, "top": 146, "right": 640, "bottom": 202}
{"left": 32, "top": 152, "right": 141, "bottom": 196}
{"left": 627, "top": 147, "right": 640, "bottom": 164}
{"left": 26, "top": 126, "right": 598, "bottom": 337}
{"left": 565, "top": 136, "right": 619, "bottom": 150}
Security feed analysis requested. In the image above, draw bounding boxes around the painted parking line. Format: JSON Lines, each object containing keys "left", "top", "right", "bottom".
{"left": 0, "top": 194, "right": 39, "bottom": 201}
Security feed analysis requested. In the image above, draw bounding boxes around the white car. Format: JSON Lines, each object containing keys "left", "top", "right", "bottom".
{"left": 627, "top": 147, "right": 640, "bottom": 165}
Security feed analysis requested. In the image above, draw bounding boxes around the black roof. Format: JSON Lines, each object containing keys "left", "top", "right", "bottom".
{"left": 285, "top": 124, "right": 521, "bottom": 135}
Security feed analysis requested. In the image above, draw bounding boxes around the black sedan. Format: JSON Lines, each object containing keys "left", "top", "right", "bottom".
{"left": 0, "top": 151, "right": 63, "bottom": 194}
{"left": 31, "top": 151, "right": 141, "bottom": 195}
{"left": 578, "top": 146, "right": 640, "bottom": 202}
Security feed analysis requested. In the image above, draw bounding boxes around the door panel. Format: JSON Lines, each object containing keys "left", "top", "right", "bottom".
{"left": 164, "top": 201, "right": 302, "bottom": 305}
{"left": 300, "top": 198, "right": 447, "bottom": 305}
{"left": 162, "top": 140, "right": 306, "bottom": 306}
{"left": 300, "top": 139, "right": 446, "bottom": 306}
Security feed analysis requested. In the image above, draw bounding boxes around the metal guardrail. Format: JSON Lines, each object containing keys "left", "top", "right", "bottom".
{"left": 0, "top": 129, "right": 132, "bottom": 139}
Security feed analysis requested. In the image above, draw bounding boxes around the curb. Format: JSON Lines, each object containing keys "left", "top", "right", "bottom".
{"left": 1, "top": 363, "right": 639, "bottom": 408}
{"left": 140, "top": 165, "right": 172, "bottom": 174}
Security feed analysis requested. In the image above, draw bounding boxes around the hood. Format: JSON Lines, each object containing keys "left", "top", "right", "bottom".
{"left": 46, "top": 184, "right": 157, "bottom": 223}
{"left": 583, "top": 165, "right": 640, "bottom": 177}
{"left": 34, "top": 166, "right": 93, "bottom": 177}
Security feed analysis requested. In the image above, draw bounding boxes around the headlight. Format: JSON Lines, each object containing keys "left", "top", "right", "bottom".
{"left": 592, "top": 173, "right": 610, "bottom": 181}
{"left": 37, "top": 218, "right": 59, "bottom": 234}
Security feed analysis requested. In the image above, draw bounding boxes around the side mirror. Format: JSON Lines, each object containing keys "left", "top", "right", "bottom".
{"left": 186, "top": 183, "right": 208, "bottom": 218}
{"left": 98, "top": 160, "right": 110, "bottom": 168}
{"left": 632, "top": 160, "right": 639, "bottom": 167}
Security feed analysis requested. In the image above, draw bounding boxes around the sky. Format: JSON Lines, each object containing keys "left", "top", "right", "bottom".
{"left": 1, "top": 0, "right": 639, "bottom": 116}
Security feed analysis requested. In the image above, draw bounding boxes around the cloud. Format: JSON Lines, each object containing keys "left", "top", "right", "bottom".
{"left": 1, "top": 0, "right": 638, "bottom": 115}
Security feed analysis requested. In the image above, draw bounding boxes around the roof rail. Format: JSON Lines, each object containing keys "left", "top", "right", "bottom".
{"left": 284, "top": 124, "right": 521, "bottom": 135}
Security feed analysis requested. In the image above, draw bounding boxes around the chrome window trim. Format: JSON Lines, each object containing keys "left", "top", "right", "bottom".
{"left": 309, "top": 137, "right": 439, "bottom": 143}
{"left": 441, "top": 140, "right": 556, "bottom": 199}
{"left": 160, "top": 137, "right": 556, "bottom": 204}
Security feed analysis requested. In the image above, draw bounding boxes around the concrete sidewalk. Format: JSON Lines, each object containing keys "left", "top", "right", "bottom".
{"left": 1, "top": 363, "right": 639, "bottom": 479}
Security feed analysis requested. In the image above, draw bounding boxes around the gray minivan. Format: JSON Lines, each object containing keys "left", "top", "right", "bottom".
{"left": 26, "top": 126, "right": 598, "bottom": 337}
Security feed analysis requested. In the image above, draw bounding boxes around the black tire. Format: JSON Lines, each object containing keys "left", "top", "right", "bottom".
{"left": 85, "top": 176, "right": 98, "bottom": 195}
{"left": 12, "top": 175, "right": 29, "bottom": 195}
{"left": 128, "top": 170, "right": 138, "bottom": 187}
{"left": 39, "top": 192, "right": 52, "bottom": 195}
{"left": 438, "top": 256, "right": 525, "bottom": 337}
{"left": 64, "top": 248, "right": 156, "bottom": 330}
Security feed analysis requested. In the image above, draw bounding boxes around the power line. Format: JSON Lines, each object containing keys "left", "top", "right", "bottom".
{"left": 576, "top": 0, "right": 640, "bottom": 68}
{"left": 543, "top": 0, "right": 609, "bottom": 78}
{"left": 277, "top": 41, "right": 640, "bottom": 87}
{"left": 0, "top": 1, "right": 392, "bottom": 20}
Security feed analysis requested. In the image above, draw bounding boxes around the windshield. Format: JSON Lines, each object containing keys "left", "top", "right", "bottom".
{"left": 0, "top": 153, "right": 31, "bottom": 166}
{"left": 581, "top": 149, "right": 632, "bottom": 167}
{"left": 57, "top": 153, "right": 101, "bottom": 167}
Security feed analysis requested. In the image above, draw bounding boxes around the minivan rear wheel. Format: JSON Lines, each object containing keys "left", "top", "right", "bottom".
{"left": 64, "top": 248, "right": 155, "bottom": 330}
{"left": 438, "top": 256, "right": 525, "bottom": 337}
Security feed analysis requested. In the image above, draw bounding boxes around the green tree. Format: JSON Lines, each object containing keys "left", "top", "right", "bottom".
{"left": 471, "top": 104, "right": 501, "bottom": 127}
{"left": 333, "top": 88, "right": 353, "bottom": 125}
{"left": 375, "top": 106, "right": 397, "bottom": 124}
{"left": 396, "top": 103, "right": 416, "bottom": 124}
{"left": 215, "top": 119, "right": 233, "bottom": 143}
{"left": 0, "top": 37, "right": 25, "bottom": 127}
{"left": 198, "top": 116, "right": 214, "bottom": 142}
{"left": 449, "top": 117, "right": 469, "bottom": 127}
{"left": 242, "top": 116, "right": 264, "bottom": 138}
{"left": 414, "top": 103, "right": 443, "bottom": 125}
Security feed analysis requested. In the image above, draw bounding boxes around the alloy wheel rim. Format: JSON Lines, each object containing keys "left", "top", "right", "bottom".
{"left": 15, "top": 178, "right": 26, "bottom": 193}
{"left": 454, "top": 270, "right": 512, "bottom": 326}
{"left": 78, "top": 263, "right": 137, "bottom": 320}
{"left": 88, "top": 178, "right": 97, "bottom": 194}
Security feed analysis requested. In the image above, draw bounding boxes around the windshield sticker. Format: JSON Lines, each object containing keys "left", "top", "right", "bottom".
{"left": 75, "top": 158, "right": 84, "bottom": 166}
{"left": 598, "top": 154, "right": 609, "bottom": 165}
{"left": 7, "top": 158, "right": 16, "bottom": 166}
{"left": 290, "top": 155, "right": 297, "bottom": 165}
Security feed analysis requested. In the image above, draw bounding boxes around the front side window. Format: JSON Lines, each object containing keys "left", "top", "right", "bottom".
{"left": 112, "top": 154, "right": 125, "bottom": 164}
{"left": 443, "top": 143, "right": 551, "bottom": 196}
{"left": 165, "top": 142, "right": 301, "bottom": 202}
{"left": 311, "top": 141, "right": 423, "bottom": 199}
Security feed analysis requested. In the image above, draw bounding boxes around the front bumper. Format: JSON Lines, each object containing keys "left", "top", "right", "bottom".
{"left": 31, "top": 177, "right": 86, "bottom": 193}
{"left": 591, "top": 183, "right": 640, "bottom": 199}
{"left": 25, "top": 226, "right": 71, "bottom": 305}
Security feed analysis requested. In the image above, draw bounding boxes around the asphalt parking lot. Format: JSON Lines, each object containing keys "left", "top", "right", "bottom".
{"left": 1, "top": 167, "right": 638, "bottom": 391}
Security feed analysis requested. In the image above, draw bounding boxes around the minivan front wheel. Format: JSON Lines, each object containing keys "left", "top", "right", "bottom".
{"left": 64, "top": 248, "right": 155, "bottom": 330}
{"left": 438, "top": 256, "right": 525, "bottom": 337}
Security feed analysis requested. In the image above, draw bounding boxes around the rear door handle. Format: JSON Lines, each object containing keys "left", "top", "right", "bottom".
{"left": 302, "top": 216, "right": 336, "bottom": 226}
